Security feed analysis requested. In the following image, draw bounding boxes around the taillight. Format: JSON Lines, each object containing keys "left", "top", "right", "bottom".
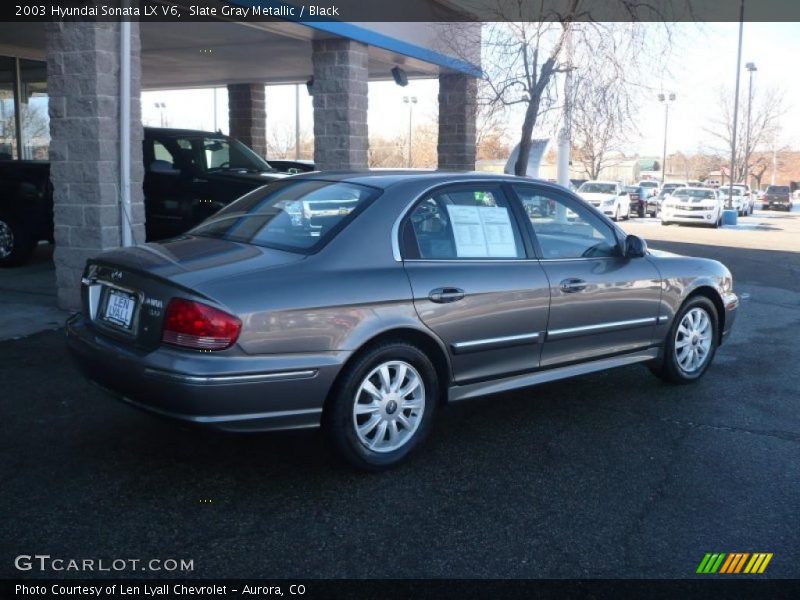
{"left": 162, "top": 298, "right": 241, "bottom": 351}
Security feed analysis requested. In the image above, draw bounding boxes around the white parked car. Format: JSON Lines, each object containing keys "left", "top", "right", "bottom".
{"left": 719, "top": 185, "right": 752, "bottom": 216}
{"left": 661, "top": 187, "right": 724, "bottom": 228}
{"left": 577, "top": 181, "right": 630, "bottom": 221}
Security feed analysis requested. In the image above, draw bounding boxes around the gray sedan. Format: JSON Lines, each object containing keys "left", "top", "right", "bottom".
{"left": 67, "top": 172, "right": 738, "bottom": 469}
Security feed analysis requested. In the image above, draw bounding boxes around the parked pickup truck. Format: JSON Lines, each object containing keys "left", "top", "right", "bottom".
{"left": 762, "top": 185, "right": 793, "bottom": 211}
{"left": 0, "top": 127, "right": 287, "bottom": 266}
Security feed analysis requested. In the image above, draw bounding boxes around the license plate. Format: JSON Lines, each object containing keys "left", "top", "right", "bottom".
{"left": 102, "top": 289, "right": 137, "bottom": 330}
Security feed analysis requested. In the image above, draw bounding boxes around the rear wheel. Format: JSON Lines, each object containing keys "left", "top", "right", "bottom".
{"left": 0, "top": 215, "right": 36, "bottom": 268}
{"left": 649, "top": 296, "right": 719, "bottom": 384}
{"left": 324, "top": 342, "right": 438, "bottom": 470}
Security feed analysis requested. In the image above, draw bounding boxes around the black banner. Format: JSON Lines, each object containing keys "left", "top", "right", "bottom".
{"left": 4, "top": 579, "right": 800, "bottom": 600}
{"left": 4, "top": 0, "right": 800, "bottom": 22}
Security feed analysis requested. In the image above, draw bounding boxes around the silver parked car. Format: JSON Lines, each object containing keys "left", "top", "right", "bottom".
{"left": 67, "top": 172, "right": 738, "bottom": 469}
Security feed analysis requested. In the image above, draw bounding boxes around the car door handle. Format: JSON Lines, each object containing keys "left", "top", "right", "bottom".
{"left": 429, "top": 287, "right": 465, "bottom": 303}
{"left": 559, "top": 278, "right": 587, "bottom": 293}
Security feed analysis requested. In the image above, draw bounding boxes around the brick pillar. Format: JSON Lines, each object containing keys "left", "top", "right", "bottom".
{"left": 46, "top": 22, "right": 145, "bottom": 310}
{"left": 311, "top": 39, "right": 369, "bottom": 170}
{"left": 437, "top": 74, "right": 477, "bottom": 171}
{"left": 227, "top": 84, "right": 266, "bottom": 158}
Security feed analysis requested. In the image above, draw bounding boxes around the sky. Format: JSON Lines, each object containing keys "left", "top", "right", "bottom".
{"left": 141, "top": 22, "right": 800, "bottom": 159}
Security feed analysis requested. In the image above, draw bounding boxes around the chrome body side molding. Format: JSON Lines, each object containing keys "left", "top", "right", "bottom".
{"left": 448, "top": 348, "right": 659, "bottom": 402}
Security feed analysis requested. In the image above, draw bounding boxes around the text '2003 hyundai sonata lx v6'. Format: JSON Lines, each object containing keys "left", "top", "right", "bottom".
{"left": 67, "top": 172, "right": 738, "bottom": 469}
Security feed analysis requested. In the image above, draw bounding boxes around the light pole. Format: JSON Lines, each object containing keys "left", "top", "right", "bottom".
{"left": 726, "top": 0, "right": 745, "bottom": 209}
{"left": 743, "top": 62, "right": 757, "bottom": 191}
{"left": 556, "top": 23, "right": 575, "bottom": 190}
{"left": 154, "top": 102, "right": 166, "bottom": 127}
{"left": 657, "top": 92, "right": 676, "bottom": 185}
{"left": 403, "top": 96, "right": 417, "bottom": 168}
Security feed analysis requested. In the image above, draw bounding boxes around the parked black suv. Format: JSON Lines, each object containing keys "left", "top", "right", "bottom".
{"left": 0, "top": 127, "right": 286, "bottom": 266}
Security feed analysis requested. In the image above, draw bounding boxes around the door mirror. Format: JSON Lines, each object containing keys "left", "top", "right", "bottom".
{"left": 624, "top": 234, "right": 647, "bottom": 258}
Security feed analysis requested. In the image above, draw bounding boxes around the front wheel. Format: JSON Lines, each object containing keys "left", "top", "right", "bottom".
{"left": 649, "top": 296, "right": 719, "bottom": 384}
{"left": 324, "top": 342, "right": 439, "bottom": 470}
{"left": 0, "top": 216, "right": 36, "bottom": 268}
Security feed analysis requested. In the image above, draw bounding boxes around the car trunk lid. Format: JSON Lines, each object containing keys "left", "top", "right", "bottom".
{"left": 82, "top": 235, "right": 305, "bottom": 351}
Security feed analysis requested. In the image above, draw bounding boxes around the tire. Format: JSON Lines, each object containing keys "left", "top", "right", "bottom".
{"left": 0, "top": 215, "right": 36, "bottom": 268}
{"left": 613, "top": 207, "right": 620, "bottom": 222}
{"left": 324, "top": 341, "right": 439, "bottom": 470}
{"left": 649, "top": 296, "right": 719, "bottom": 384}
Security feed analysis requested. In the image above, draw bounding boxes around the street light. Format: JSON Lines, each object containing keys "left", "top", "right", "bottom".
{"left": 743, "top": 62, "right": 757, "bottom": 193}
{"left": 657, "top": 92, "right": 676, "bottom": 185}
{"left": 154, "top": 102, "right": 167, "bottom": 127}
{"left": 403, "top": 96, "right": 417, "bottom": 168}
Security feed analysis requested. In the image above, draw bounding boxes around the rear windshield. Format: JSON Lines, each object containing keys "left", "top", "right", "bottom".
{"left": 719, "top": 186, "right": 745, "bottom": 196}
{"left": 767, "top": 186, "right": 790, "bottom": 193}
{"left": 579, "top": 183, "right": 616, "bottom": 194}
{"left": 190, "top": 179, "right": 380, "bottom": 254}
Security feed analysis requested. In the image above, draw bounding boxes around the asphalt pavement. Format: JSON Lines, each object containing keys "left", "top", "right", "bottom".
{"left": 1, "top": 208, "right": 798, "bottom": 579}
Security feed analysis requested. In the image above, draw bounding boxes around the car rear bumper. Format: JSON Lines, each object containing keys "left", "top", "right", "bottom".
{"left": 66, "top": 314, "right": 347, "bottom": 432}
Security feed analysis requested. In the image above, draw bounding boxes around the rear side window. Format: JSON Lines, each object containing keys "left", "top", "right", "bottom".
{"left": 403, "top": 187, "right": 525, "bottom": 260}
{"left": 191, "top": 180, "right": 380, "bottom": 254}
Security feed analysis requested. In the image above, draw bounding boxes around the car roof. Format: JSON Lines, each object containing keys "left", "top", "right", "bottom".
{"left": 675, "top": 186, "right": 714, "bottom": 192}
{"left": 284, "top": 170, "right": 563, "bottom": 191}
{"left": 144, "top": 126, "right": 226, "bottom": 138}
{"left": 581, "top": 180, "right": 618, "bottom": 185}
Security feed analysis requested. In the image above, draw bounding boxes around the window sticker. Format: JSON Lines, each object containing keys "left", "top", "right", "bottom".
{"left": 446, "top": 204, "right": 517, "bottom": 258}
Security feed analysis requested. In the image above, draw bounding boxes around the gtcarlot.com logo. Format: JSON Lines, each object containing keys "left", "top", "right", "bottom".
{"left": 14, "top": 555, "right": 194, "bottom": 573}
{"left": 696, "top": 552, "right": 773, "bottom": 574}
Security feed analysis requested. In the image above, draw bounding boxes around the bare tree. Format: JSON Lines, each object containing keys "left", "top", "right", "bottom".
{"left": 570, "top": 69, "right": 635, "bottom": 180}
{"left": 704, "top": 85, "right": 787, "bottom": 182}
{"left": 439, "top": 1, "right": 679, "bottom": 176}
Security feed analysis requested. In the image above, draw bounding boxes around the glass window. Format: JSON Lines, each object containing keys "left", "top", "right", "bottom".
{"left": 514, "top": 186, "right": 620, "bottom": 260}
{"left": 191, "top": 180, "right": 379, "bottom": 254}
{"left": 19, "top": 59, "right": 48, "bottom": 160}
{"left": 0, "top": 56, "right": 17, "bottom": 159}
{"left": 578, "top": 182, "right": 617, "bottom": 194}
{"left": 153, "top": 134, "right": 272, "bottom": 174}
{"left": 152, "top": 140, "right": 174, "bottom": 164}
{"left": 767, "top": 186, "right": 790, "bottom": 194}
{"left": 405, "top": 187, "right": 525, "bottom": 260}
{"left": 673, "top": 189, "right": 716, "bottom": 200}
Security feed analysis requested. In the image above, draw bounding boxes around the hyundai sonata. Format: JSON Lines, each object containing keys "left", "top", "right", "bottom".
{"left": 67, "top": 172, "right": 738, "bottom": 469}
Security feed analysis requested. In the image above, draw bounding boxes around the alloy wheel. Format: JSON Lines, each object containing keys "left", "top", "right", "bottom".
{"left": 352, "top": 360, "right": 426, "bottom": 453}
{"left": 0, "top": 220, "right": 14, "bottom": 259}
{"left": 674, "top": 307, "right": 713, "bottom": 374}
